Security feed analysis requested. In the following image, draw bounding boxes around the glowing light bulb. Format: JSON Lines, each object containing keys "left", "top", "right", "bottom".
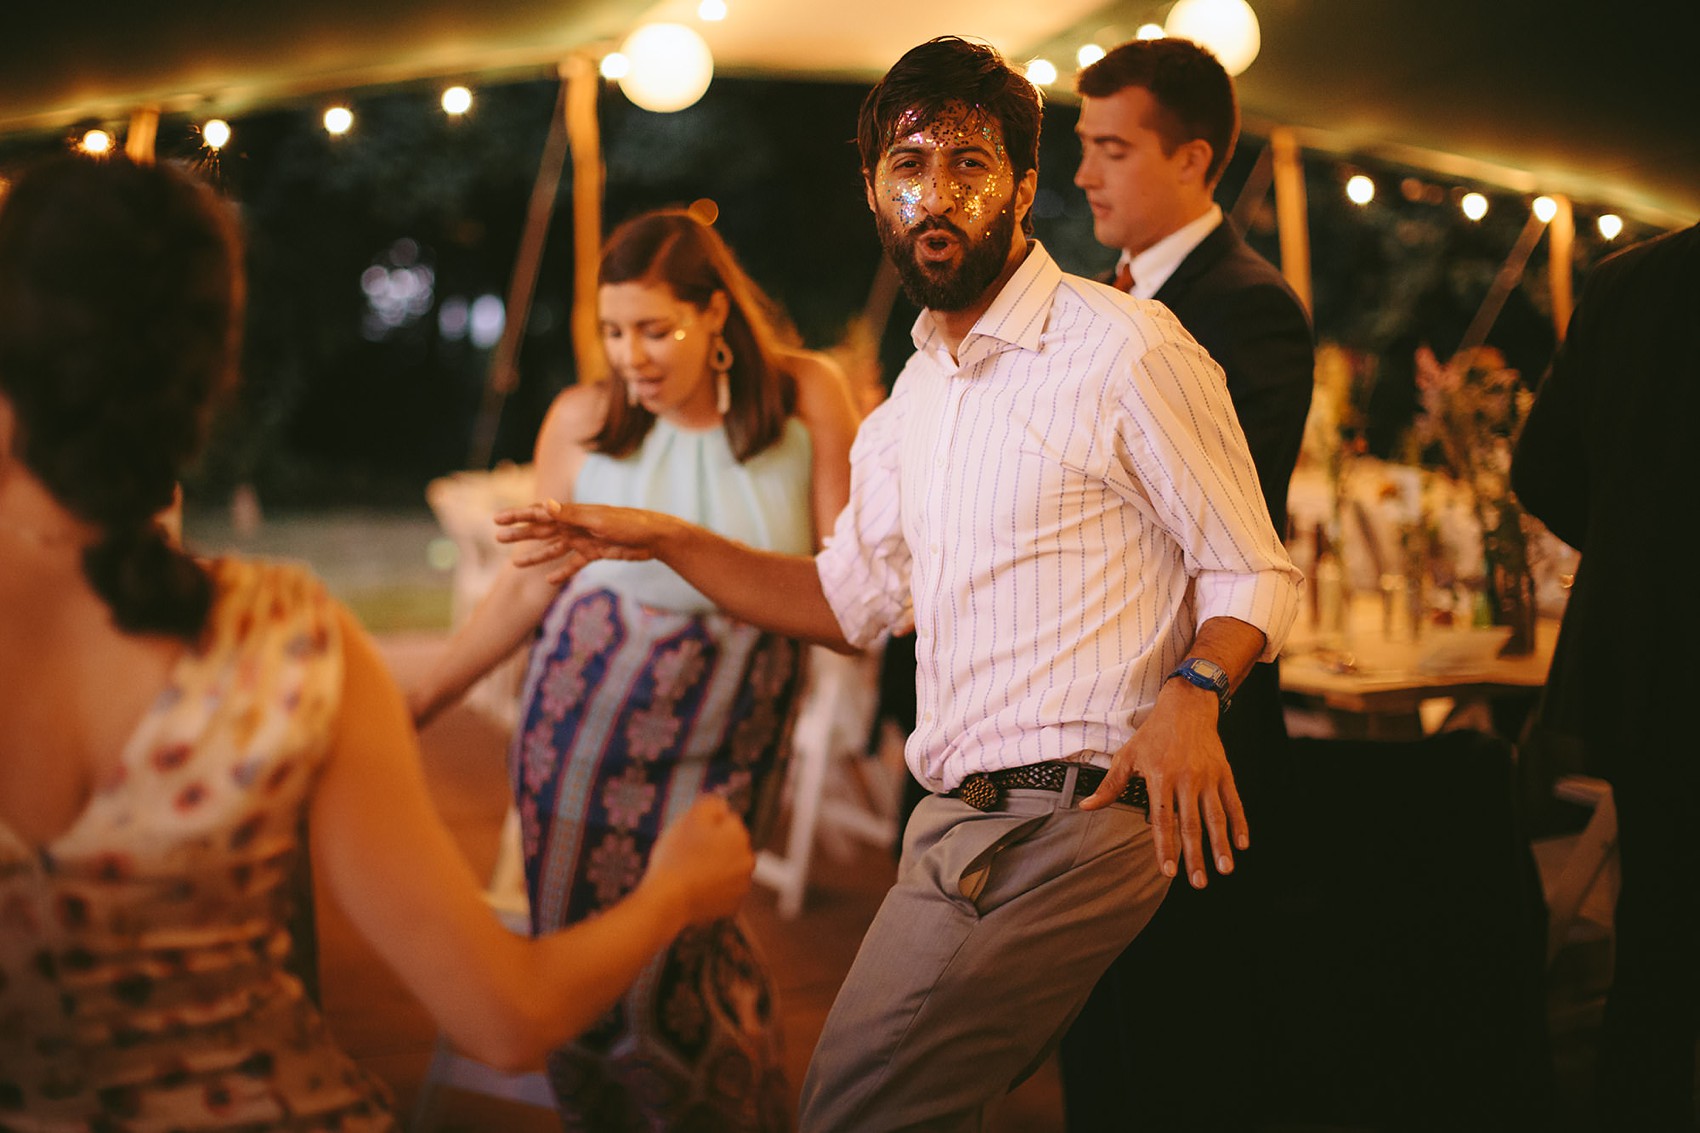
{"left": 1165, "top": 0, "right": 1260, "bottom": 75}
{"left": 617, "top": 24, "right": 714, "bottom": 113}
{"left": 600, "top": 52, "right": 631, "bottom": 80}
{"left": 1346, "top": 175, "right": 1375, "bottom": 205}
{"left": 324, "top": 106, "right": 354, "bottom": 135}
{"left": 698, "top": 0, "right": 728, "bottom": 19}
{"left": 1026, "top": 58, "right": 1058, "bottom": 87}
{"left": 1136, "top": 23, "right": 1166, "bottom": 39}
{"left": 441, "top": 86, "right": 472, "bottom": 115}
{"left": 1077, "top": 44, "right": 1107, "bottom": 68}
{"left": 1532, "top": 195, "right": 1557, "bottom": 223}
{"left": 201, "top": 119, "right": 231, "bottom": 149}
{"left": 1461, "top": 192, "right": 1488, "bottom": 221}
{"left": 80, "top": 129, "right": 113, "bottom": 155}
{"left": 1597, "top": 213, "right": 1623, "bottom": 240}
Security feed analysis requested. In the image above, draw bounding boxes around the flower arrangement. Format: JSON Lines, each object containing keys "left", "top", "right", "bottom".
{"left": 1404, "top": 344, "right": 1538, "bottom": 652}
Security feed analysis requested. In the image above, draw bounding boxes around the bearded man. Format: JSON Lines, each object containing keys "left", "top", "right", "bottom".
{"left": 493, "top": 36, "right": 1302, "bottom": 1131}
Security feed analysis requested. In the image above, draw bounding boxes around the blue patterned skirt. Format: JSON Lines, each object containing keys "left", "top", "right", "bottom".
{"left": 510, "top": 586, "right": 801, "bottom": 1131}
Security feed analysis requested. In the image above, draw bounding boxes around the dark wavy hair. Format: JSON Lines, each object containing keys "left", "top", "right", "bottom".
{"left": 1076, "top": 37, "right": 1240, "bottom": 188}
{"left": 591, "top": 209, "right": 796, "bottom": 463}
{"left": 0, "top": 156, "right": 243, "bottom": 641}
{"left": 856, "top": 36, "right": 1043, "bottom": 235}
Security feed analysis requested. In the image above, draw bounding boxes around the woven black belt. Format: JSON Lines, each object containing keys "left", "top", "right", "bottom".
{"left": 946, "top": 762, "right": 1148, "bottom": 812}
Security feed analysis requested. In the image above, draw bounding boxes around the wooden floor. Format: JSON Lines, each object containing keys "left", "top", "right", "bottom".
{"left": 314, "top": 632, "right": 1665, "bottom": 1132}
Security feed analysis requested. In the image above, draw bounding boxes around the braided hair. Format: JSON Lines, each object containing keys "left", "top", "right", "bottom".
{"left": 0, "top": 156, "right": 243, "bottom": 641}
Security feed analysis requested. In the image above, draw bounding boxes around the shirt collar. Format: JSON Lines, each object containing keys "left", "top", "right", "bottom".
{"left": 1117, "top": 204, "right": 1222, "bottom": 300}
{"left": 910, "top": 240, "right": 1059, "bottom": 360}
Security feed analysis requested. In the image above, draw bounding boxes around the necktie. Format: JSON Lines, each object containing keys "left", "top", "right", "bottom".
{"left": 1112, "top": 260, "right": 1135, "bottom": 294}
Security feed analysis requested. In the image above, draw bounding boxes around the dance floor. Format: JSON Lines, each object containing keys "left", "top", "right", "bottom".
{"left": 311, "top": 630, "right": 1673, "bottom": 1132}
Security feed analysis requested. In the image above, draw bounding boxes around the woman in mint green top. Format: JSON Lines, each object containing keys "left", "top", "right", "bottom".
{"left": 410, "top": 210, "right": 859, "bottom": 1130}
{"left": 572, "top": 413, "right": 816, "bottom": 614}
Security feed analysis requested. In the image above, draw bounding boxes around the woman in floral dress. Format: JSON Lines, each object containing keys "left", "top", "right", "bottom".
{"left": 410, "top": 210, "right": 858, "bottom": 1130}
{"left": 0, "top": 157, "right": 755, "bottom": 1132}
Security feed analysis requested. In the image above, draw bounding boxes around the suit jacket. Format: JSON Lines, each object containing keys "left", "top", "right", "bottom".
{"left": 1511, "top": 222, "right": 1700, "bottom": 777}
{"left": 1133, "top": 220, "right": 1316, "bottom": 768}
{"left": 1151, "top": 220, "right": 1315, "bottom": 537}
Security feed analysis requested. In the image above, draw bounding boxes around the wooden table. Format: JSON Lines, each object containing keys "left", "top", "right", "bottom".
{"left": 1279, "top": 594, "right": 1558, "bottom": 739}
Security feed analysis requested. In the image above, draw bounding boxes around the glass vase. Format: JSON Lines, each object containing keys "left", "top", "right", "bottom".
{"left": 1481, "top": 507, "right": 1536, "bottom": 657}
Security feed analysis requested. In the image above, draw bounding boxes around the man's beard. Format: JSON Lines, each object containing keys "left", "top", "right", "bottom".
{"left": 877, "top": 208, "right": 1016, "bottom": 312}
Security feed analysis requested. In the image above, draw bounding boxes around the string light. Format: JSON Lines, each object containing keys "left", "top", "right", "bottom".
{"left": 697, "top": 0, "right": 728, "bottom": 19}
{"left": 323, "top": 106, "right": 354, "bottom": 135}
{"left": 1026, "top": 58, "right": 1059, "bottom": 87}
{"left": 201, "top": 119, "right": 231, "bottom": 149}
{"left": 1077, "top": 44, "right": 1106, "bottom": 67}
{"left": 1136, "top": 24, "right": 1166, "bottom": 39}
{"left": 1597, "top": 213, "right": 1623, "bottom": 240}
{"left": 1345, "top": 175, "right": 1375, "bottom": 205}
{"left": 1532, "top": 195, "right": 1557, "bottom": 223}
{"left": 441, "top": 86, "right": 473, "bottom": 115}
{"left": 79, "top": 129, "right": 113, "bottom": 155}
{"left": 1460, "top": 192, "right": 1488, "bottom": 221}
{"left": 1165, "top": 0, "right": 1260, "bottom": 75}
{"left": 600, "top": 52, "right": 631, "bottom": 80}
{"left": 616, "top": 23, "right": 714, "bottom": 113}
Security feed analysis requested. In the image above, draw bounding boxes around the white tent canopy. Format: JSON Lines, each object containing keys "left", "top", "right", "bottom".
{"left": 4, "top": 0, "right": 1695, "bottom": 224}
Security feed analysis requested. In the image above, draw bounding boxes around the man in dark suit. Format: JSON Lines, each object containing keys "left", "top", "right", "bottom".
{"left": 1058, "top": 37, "right": 1315, "bottom": 1129}
{"left": 1512, "top": 222, "right": 1700, "bottom": 1130}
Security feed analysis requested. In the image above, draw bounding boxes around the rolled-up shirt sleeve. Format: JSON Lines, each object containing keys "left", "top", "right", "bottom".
{"left": 814, "top": 388, "right": 914, "bottom": 650}
{"left": 1110, "top": 306, "right": 1302, "bottom": 662}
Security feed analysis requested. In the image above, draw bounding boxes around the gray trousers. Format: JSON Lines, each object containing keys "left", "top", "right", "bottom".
{"left": 799, "top": 774, "right": 1170, "bottom": 1132}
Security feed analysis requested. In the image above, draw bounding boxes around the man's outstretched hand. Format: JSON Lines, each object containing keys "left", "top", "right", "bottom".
{"left": 495, "top": 500, "right": 679, "bottom": 585}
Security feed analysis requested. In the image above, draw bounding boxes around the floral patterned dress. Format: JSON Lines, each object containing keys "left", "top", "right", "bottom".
{"left": 512, "top": 417, "right": 814, "bottom": 1132}
{"left": 0, "top": 559, "right": 395, "bottom": 1132}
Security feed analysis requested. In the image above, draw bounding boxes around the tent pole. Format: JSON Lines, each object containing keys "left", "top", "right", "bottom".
{"left": 1229, "top": 140, "right": 1274, "bottom": 234}
{"left": 1270, "top": 127, "right": 1312, "bottom": 314}
{"left": 466, "top": 61, "right": 584, "bottom": 470}
{"left": 564, "top": 52, "right": 605, "bottom": 389}
{"left": 1454, "top": 212, "right": 1547, "bottom": 362}
{"left": 125, "top": 106, "right": 159, "bottom": 164}
{"left": 1546, "top": 195, "right": 1574, "bottom": 340}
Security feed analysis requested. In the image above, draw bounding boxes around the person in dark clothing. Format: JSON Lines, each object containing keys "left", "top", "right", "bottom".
{"left": 1512, "top": 221, "right": 1700, "bottom": 1131}
{"left": 1060, "top": 36, "right": 1315, "bottom": 1130}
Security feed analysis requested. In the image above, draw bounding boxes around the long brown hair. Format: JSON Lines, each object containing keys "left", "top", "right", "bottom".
{"left": 0, "top": 156, "right": 243, "bottom": 642}
{"left": 591, "top": 210, "right": 796, "bottom": 463}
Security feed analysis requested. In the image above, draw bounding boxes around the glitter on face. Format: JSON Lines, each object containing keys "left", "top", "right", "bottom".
{"left": 876, "top": 102, "right": 1012, "bottom": 231}
{"left": 870, "top": 102, "right": 1025, "bottom": 312}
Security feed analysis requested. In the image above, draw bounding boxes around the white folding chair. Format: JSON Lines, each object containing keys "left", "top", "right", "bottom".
{"left": 754, "top": 643, "right": 901, "bottom": 918}
{"left": 424, "top": 464, "right": 536, "bottom": 731}
{"left": 1544, "top": 774, "right": 1620, "bottom": 967}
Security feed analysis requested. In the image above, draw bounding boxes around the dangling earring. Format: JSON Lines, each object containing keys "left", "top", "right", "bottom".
{"left": 711, "top": 334, "right": 734, "bottom": 416}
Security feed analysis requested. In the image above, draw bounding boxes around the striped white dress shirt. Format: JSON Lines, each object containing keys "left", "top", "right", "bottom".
{"left": 816, "top": 242, "right": 1301, "bottom": 793}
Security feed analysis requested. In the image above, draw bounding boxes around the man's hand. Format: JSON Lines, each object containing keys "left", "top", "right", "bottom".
{"left": 495, "top": 501, "right": 681, "bottom": 585}
{"left": 1079, "top": 678, "right": 1248, "bottom": 889}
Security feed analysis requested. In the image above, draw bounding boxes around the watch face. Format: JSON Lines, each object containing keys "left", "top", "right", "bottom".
{"left": 1186, "top": 659, "right": 1228, "bottom": 689}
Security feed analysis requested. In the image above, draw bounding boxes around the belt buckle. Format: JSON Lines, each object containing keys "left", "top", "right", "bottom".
{"left": 957, "top": 772, "right": 1001, "bottom": 812}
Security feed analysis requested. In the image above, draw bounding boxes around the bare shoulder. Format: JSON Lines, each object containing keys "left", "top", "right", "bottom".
{"left": 534, "top": 382, "right": 610, "bottom": 497}
{"left": 540, "top": 382, "right": 610, "bottom": 448}
{"left": 778, "top": 348, "right": 857, "bottom": 428}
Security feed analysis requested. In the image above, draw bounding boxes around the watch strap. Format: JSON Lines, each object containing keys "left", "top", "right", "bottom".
{"left": 1167, "top": 658, "right": 1232, "bottom": 714}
